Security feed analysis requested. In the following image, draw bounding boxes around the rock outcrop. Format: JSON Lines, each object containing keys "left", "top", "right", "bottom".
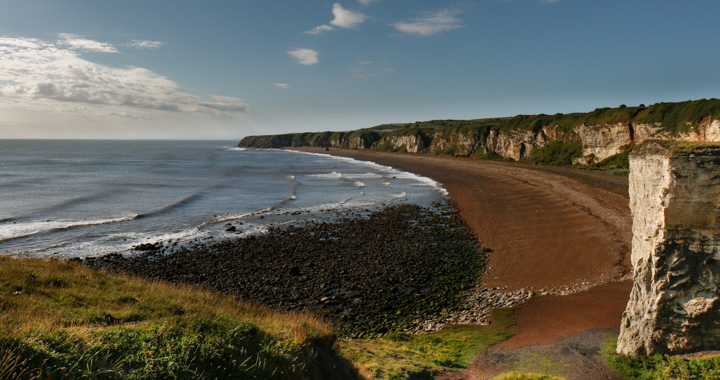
{"left": 617, "top": 141, "right": 720, "bottom": 355}
{"left": 239, "top": 100, "right": 720, "bottom": 168}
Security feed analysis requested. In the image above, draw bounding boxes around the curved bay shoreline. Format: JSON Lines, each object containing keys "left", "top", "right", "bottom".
{"left": 86, "top": 203, "right": 522, "bottom": 337}
{"left": 85, "top": 147, "right": 634, "bottom": 378}
{"left": 288, "top": 148, "right": 633, "bottom": 349}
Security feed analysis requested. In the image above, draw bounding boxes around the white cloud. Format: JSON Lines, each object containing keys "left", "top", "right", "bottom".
{"left": 305, "top": 3, "right": 366, "bottom": 34}
{"left": 392, "top": 9, "right": 464, "bottom": 36}
{"left": 125, "top": 40, "right": 164, "bottom": 49}
{"left": 57, "top": 33, "right": 118, "bottom": 53}
{"left": 330, "top": 3, "right": 366, "bottom": 28}
{"left": 358, "top": 0, "right": 380, "bottom": 5}
{"left": 0, "top": 36, "right": 249, "bottom": 117}
{"left": 274, "top": 83, "right": 290, "bottom": 89}
{"left": 305, "top": 25, "right": 335, "bottom": 35}
{"left": 287, "top": 48, "right": 319, "bottom": 65}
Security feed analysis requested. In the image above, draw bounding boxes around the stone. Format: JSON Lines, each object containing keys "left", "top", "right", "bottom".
{"left": 617, "top": 141, "right": 720, "bottom": 356}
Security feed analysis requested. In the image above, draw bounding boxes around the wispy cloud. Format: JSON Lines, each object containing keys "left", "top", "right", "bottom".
{"left": 125, "top": 40, "right": 164, "bottom": 49}
{"left": 392, "top": 9, "right": 464, "bottom": 36}
{"left": 357, "top": 0, "right": 380, "bottom": 5}
{"left": 57, "top": 33, "right": 118, "bottom": 53}
{"left": 305, "top": 3, "right": 366, "bottom": 34}
{"left": 347, "top": 61, "right": 394, "bottom": 80}
{"left": 306, "top": 25, "right": 335, "bottom": 35}
{"left": 541, "top": 0, "right": 560, "bottom": 3}
{"left": 287, "top": 48, "right": 319, "bottom": 65}
{"left": 0, "top": 36, "right": 248, "bottom": 116}
{"left": 274, "top": 83, "right": 290, "bottom": 89}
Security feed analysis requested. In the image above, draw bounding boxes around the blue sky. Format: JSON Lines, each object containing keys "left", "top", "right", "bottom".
{"left": 1, "top": 0, "right": 719, "bottom": 139}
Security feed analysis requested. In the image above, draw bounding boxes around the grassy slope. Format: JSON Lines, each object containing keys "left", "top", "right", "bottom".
{"left": 0, "top": 257, "right": 356, "bottom": 379}
{"left": 4, "top": 250, "right": 714, "bottom": 379}
{"left": 604, "top": 339, "right": 720, "bottom": 380}
{"left": 0, "top": 257, "right": 523, "bottom": 379}
{"left": 340, "top": 309, "right": 515, "bottom": 379}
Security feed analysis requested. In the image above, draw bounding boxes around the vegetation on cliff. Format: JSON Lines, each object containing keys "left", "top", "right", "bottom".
{"left": 239, "top": 98, "right": 720, "bottom": 169}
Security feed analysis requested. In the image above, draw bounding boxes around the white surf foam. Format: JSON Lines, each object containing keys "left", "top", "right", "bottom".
{"left": 310, "top": 171, "right": 343, "bottom": 179}
{"left": 342, "top": 172, "right": 383, "bottom": 179}
{"left": 286, "top": 149, "right": 448, "bottom": 196}
{"left": 0, "top": 215, "right": 137, "bottom": 241}
{"left": 391, "top": 192, "right": 407, "bottom": 199}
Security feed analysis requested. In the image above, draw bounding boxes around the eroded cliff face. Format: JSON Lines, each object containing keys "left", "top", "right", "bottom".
{"left": 617, "top": 141, "right": 720, "bottom": 355}
{"left": 375, "top": 135, "right": 426, "bottom": 153}
{"left": 238, "top": 119, "right": 720, "bottom": 165}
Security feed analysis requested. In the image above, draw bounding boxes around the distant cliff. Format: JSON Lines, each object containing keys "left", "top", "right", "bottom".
{"left": 239, "top": 99, "right": 720, "bottom": 168}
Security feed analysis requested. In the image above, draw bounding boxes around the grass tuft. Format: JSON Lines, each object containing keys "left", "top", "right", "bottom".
{"left": 339, "top": 308, "right": 515, "bottom": 379}
{"left": 604, "top": 338, "right": 720, "bottom": 379}
{"left": 492, "top": 372, "right": 567, "bottom": 380}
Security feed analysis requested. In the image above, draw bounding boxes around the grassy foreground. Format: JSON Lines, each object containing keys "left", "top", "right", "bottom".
{"left": 0, "top": 256, "right": 521, "bottom": 379}
{"left": 0, "top": 256, "right": 355, "bottom": 379}
{"left": 339, "top": 309, "right": 514, "bottom": 379}
{"left": 605, "top": 339, "right": 720, "bottom": 379}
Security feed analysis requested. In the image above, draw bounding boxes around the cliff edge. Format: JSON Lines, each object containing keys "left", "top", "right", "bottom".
{"left": 239, "top": 99, "right": 720, "bottom": 168}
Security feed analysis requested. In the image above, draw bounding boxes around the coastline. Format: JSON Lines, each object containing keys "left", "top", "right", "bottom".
{"left": 87, "top": 203, "right": 496, "bottom": 337}
{"left": 286, "top": 147, "right": 634, "bottom": 349}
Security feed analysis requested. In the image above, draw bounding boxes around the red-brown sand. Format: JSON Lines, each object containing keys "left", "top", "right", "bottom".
{"left": 292, "top": 148, "right": 633, "bottom": 350}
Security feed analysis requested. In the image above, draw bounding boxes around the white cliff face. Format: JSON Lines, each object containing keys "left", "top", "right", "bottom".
{"left": 375, "top": 135, "right": 425, "bottom": 153}
{"left": 572, "top": 120, "right": 720, "bottom": 165}
{"left": 633, "top": 123, "right": 666, "bottom": 143}
{"left": 485, "top": 130, "right": 538, "bottom": 161}
{"left": 678, "top": 119, "right": 720, "bottom": 142}
{"left": 628, "top": 154, "right": 673, "bottom": 267}
{"left": 574, "top": 123, "right": 632, "bottom": 163}
{"left": 617, "top": 152, "right": 673, "bottom": 356}
{"left": 704, "top": 119, "right": 720, "bottom": 141}
{"left": 618, "top": 142, "right": 720, "bottom": 356}
{"left": 429, "top": 131, "right": 476, "bottom": 155}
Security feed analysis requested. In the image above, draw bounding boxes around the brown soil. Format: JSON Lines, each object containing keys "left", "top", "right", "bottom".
{"left": 292, "top": 148, "right": 633, "bottom": 379}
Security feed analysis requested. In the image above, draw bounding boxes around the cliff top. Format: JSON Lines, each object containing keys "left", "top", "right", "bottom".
{"left": 632, "top": 140, "right": 720, "bottom": 157}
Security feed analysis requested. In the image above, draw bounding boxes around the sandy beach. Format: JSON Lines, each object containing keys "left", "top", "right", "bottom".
{"left": 87, "top": 146, "right": 634, "bottom": 378}
{"left": 291, "top": 147, "right": 633, "bottom": 376}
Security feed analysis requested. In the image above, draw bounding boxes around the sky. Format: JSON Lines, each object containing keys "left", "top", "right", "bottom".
{"left": 1, "top": 0, "right": 720, "bottom": 140}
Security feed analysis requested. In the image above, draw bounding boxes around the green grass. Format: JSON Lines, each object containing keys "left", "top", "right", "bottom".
{"left": 589, "top": 147, "right": 632, "bottom": 170}
{"left": 604, "top": 338, "right": 720, "bottom": 379}
{"left": 527, "top": 141, "right": 583, "bottom": 166}
{"left": 0, "top": 253, "right": 515, "bottom": 379}
{"left": 0, "top": 257, "right": 356, "bottom": 379}
{"left": 338, "top": 308, "right": 515, "bottom": 379}
{"left": 492, "top": 373, "right": 567, "bottom": 380}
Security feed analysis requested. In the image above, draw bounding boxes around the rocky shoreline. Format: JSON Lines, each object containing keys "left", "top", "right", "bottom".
{"left": 84, "top": 203, "right": 523, "bottom": 337}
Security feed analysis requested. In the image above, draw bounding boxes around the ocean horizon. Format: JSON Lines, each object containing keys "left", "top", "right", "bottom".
{"left": 0, "top": 139, "right": 447, "bottom": 258}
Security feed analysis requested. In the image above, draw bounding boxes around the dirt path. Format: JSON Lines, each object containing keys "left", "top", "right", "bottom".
{"left": 291, "top": 148, "right": 633, "bottom": 379}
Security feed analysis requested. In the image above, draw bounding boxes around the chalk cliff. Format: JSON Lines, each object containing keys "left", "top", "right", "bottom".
{"left": 617, "top": 141, "right": 720, "bottom": 355}
{"left": 239, "top": 99, "right": 720, "bottom": 167}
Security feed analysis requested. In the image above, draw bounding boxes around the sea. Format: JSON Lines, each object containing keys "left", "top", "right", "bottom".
{"left": 0, "top": 140, "right": 448, "bottom": 258}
